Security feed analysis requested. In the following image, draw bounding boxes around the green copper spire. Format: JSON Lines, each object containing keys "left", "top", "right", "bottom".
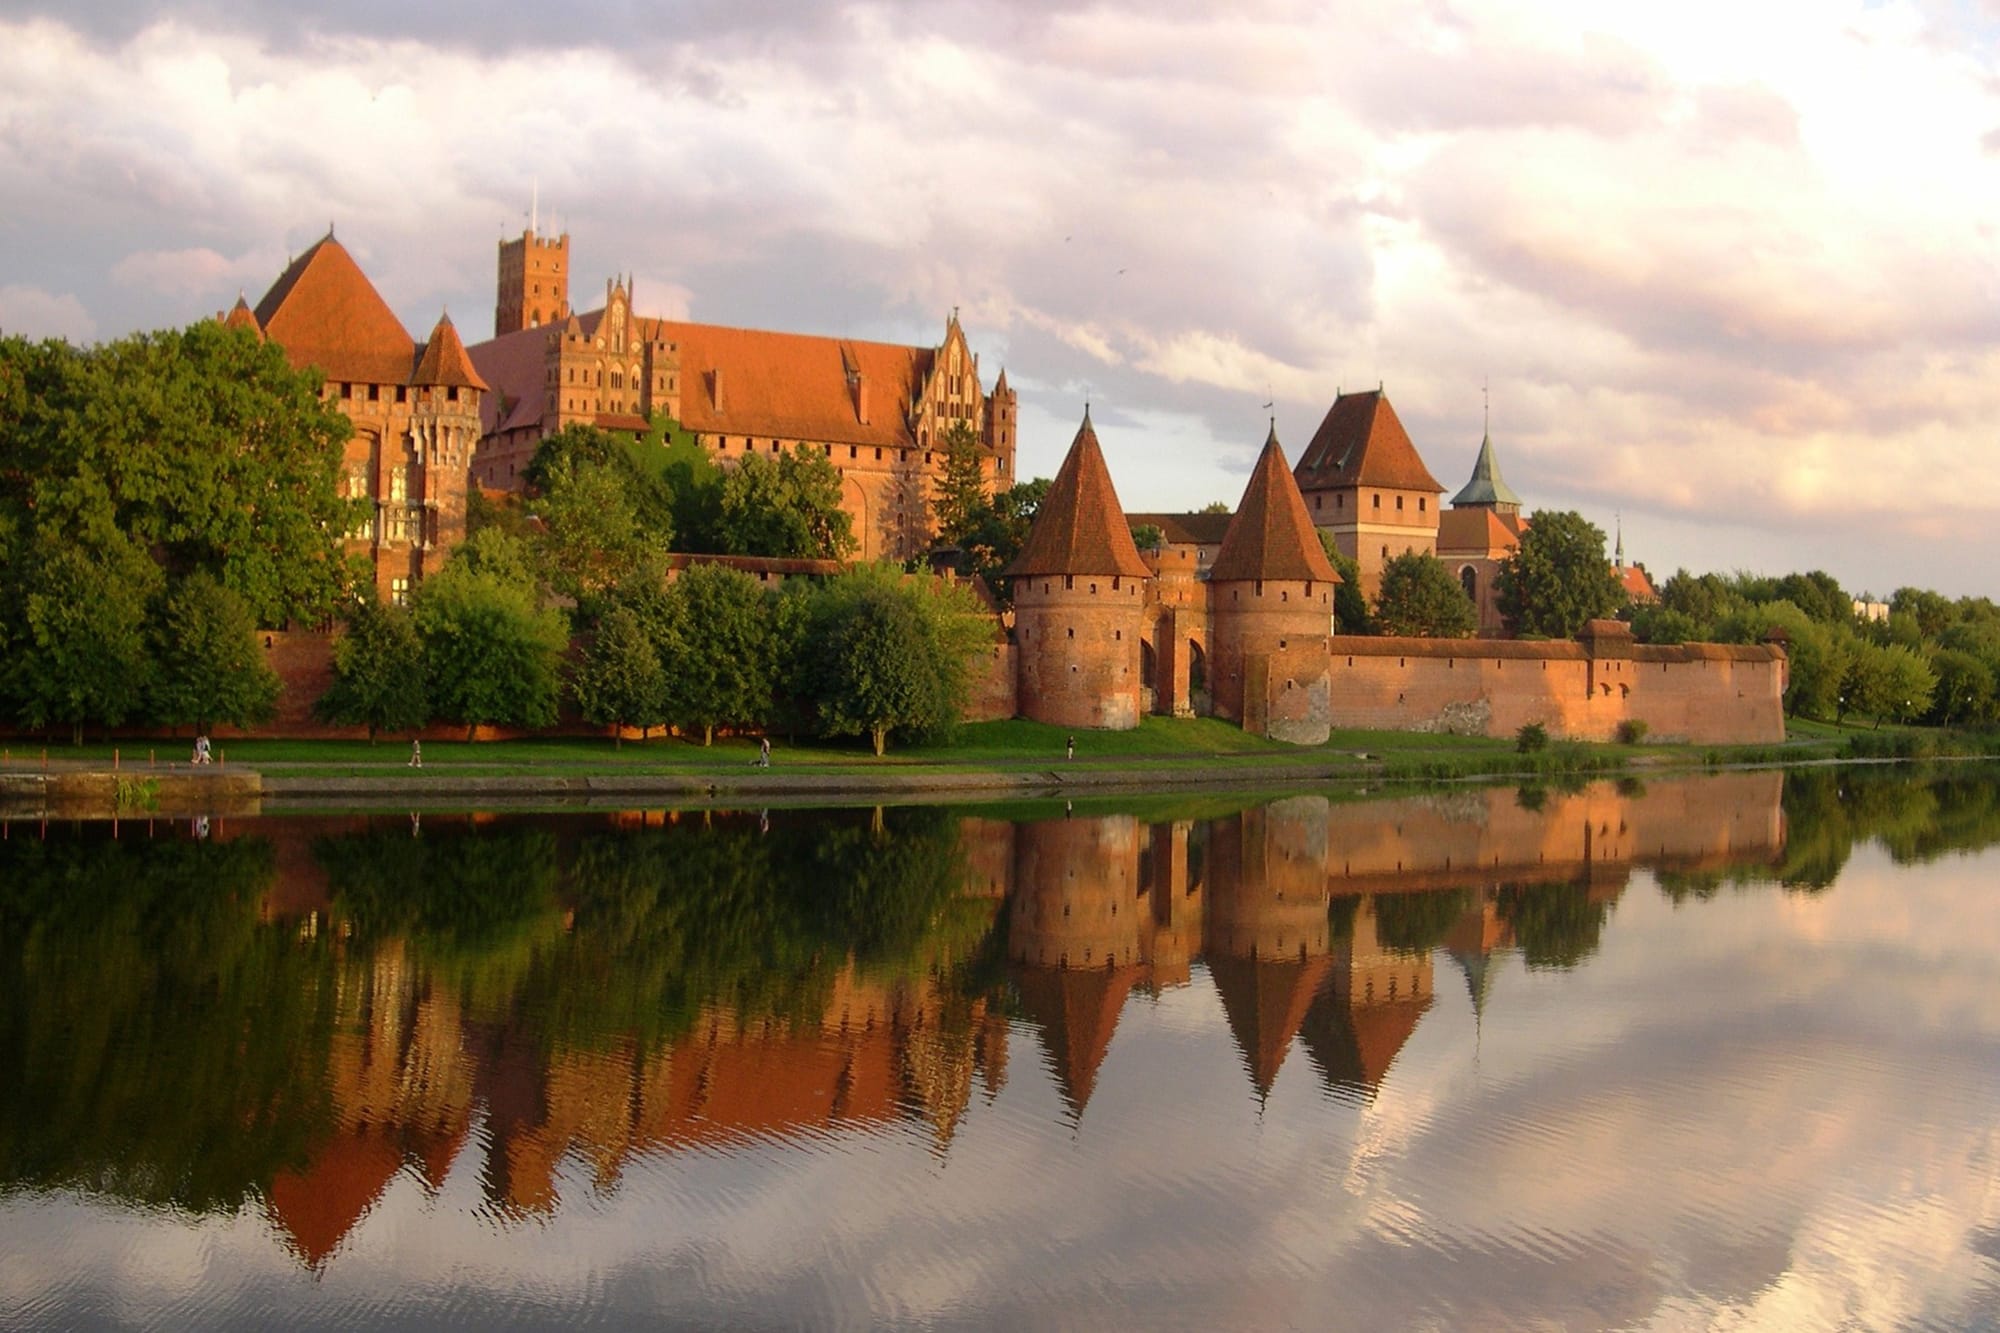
{"left": 1451, "top": 430, "right": 1522, "bottom": 510}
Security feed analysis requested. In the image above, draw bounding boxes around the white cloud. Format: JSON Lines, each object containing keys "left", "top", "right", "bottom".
{"left": 2, "top": 1, "right": 2000, "bottom": 592}
{"left": 0, "top": 283, "right": 96, "bottom": 340}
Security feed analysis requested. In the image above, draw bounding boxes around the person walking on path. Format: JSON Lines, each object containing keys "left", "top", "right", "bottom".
{"left": 409, "top": 738, "right": 422, "bottom": 768}
{"left": 1066, "top": 734, "right": 1075, "bottom": 761}
{"left": 757, "top": 737, "right": 772, "bottom": 768}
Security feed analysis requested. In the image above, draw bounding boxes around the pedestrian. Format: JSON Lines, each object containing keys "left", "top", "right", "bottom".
{"left": 1066, "top": 734, "right": 1075, "bottom": 761}
{"left": 758, "top": 737, "right": 772, "bottom": 768}
{"left": 409, "top": 737, "right": 422, "bottom": 768}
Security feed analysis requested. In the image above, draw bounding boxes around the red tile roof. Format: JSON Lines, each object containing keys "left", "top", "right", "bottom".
{"left": 1616, "top": 563, "right": 1658, "bottom": 603}
{"left": 410, "top": 313, "right": 488, "bottom": 391}
{"left": 1126, "top": 512, "right": 1234, "bottom": 547}
{"left": 1006, "top": 410, "right": 1153, "bottom": 579}
{"left": 468, "top": 324, "right": 555, "bottom": 435}
{"left": 1436, "top": 506, "right": 1524, "bottom": 557}
{"left": 1293, "top": 389, "right": 1445, "bottom": 495}
{"left": 1208, "top": 954, "right": 1335, "bottom": 1097}
{"left": 1209, "top": 426, "right": 1342, "bottom": 584}
{"left": 1012, "top": 962, "right": 1145, "bottom": 1117}
{"left": 252, "top": 234, "right": 418, "bottom": 385}
{"left": 620, "top": 311, "right": 938, "bottom": 450}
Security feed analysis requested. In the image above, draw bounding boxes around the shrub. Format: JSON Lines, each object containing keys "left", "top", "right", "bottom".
{"left": 1516, "top": 722, "right": 1549, "bottom": 754}
{"left": 1616, "top": 719, "right": 1649, "bottom": 744}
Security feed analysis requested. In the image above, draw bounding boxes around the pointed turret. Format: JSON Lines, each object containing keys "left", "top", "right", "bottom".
{"left": 219, "top": 293, "right": 263, "bottom": 340}
{"left": 1207, "top": 953, "right": 1334, "bottom": 1101}
{"left": 1210, "top": 424, "right": 1341, "bottom": 584}
{"left": 411, "top": 312, "right": 489, "bottom": 391}
{"left": 1451, "top": 430, "right": 1522, "bottom": 513}
{"left": 1006, "top": 408, "right": 1151, "bottom": 579}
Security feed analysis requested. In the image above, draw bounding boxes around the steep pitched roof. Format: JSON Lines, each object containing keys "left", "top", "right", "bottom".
{"left": 1451, "top": 431, "right": 1522, "bottom": 508}
{"left": 1210, "top": 426, "right": 1342, "bottom": 584}
{"left": 411, "top": 313, "right": 488, "bottom": 391}
{"left": 253, "top": 234, "right": 418, "bottom": 384}
{"left": 1293, "top": 389, "right": 1445, "bottom": 495}
{"left": 1006, "top": 409, "right": 1153, "bottom": 578}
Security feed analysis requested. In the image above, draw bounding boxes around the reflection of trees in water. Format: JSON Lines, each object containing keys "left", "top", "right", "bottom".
{"left": 0, "top": 831, "right": 335, "bottom": 1212}
{"left": 1372, "top": 889, "right": 1474, "bottom": 956}
{"left": 1495, "top": 881, "right": 1609, "bottom": 970}
{"left": 1775, "top": 766, "right": 2000, "bottom": 892}
{"left": 0, "top": 808, "right": 988, "bottom": 1215}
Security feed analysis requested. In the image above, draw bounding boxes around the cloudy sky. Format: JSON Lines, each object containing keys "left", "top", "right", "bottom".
{"left": 2, "top": 0, "right": 1997, "bottom": 597}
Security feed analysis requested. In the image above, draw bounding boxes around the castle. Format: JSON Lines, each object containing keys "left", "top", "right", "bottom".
{"left": 224, "top": 227, "right": 1773, "bottom": 748}
{"left": 994, "top": 405, "right": 1785, "bottom": 746}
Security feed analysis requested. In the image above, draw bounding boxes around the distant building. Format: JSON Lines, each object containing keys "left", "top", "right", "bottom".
{"left": 468, "top": 227, "right": 1018, "bottom": 564}
{"left": 225, "top": 233, "right": 483, "bottom": 605}
{"left": 1437, "top": 427, "right": 1526, "bottom": 636}
{"left": 1853, "top": 598, "right": 1890, "bottom": 623}
{"left": 1291, "top": 389, "right": 1445, "bottom": 601}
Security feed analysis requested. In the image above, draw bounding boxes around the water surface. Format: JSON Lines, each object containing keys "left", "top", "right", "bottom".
{"left": 3, "top": 767, "right": 1998, "bottom": 1329}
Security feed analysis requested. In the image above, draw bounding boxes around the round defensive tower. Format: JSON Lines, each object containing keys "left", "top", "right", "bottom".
{"left": 1207, "top": 425, "right": 1341, "bottom": 741}
{"left": 1006, "top": 408, "right": 1152, "bottom": 730}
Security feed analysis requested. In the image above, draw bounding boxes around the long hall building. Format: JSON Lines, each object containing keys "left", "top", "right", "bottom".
{"left": 467, "top": 227, "right": 1018, "bottom": 563}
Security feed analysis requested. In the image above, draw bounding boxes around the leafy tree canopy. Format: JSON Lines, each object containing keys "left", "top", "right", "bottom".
{"left": 1373, "top": 551, "right": 1476, "bottom": 638}
{"left": 1496, "top": 510, "right": 1626, "bottom": 638}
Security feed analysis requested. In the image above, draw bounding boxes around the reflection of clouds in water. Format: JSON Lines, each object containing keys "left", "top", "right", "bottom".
{"left": 6, "top": 836, "right": 2000, "bottom": 1328}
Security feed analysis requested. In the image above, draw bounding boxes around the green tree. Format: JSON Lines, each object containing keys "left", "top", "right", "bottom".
{"left": 1926, "top": 648, "right": 1995, "bottom": 728}
{"left": 1629, "top": 605, "right": 1703, "bottom": 645}
{"left": 1199, "top": 500, "right": 1232, "bottom": 514}
{"left": 931, "top": 421, "right": 989, "bottom": 545}
{"left": 7, "top": 539, "right": 158, "bottom": 743}
{"left": 531, "top": 452, "right": 671, "bottom": 603}
{"left": 795, "top": 567, "right": 991, "bottom": 755}
{"left": 570, "top": 601, "right": 668, "bottom": 745}
{"left": 956, "top": 477, "right": 1051, "bottom": 588}
{"left": 0, "top": 325, "right": 359, "bottom": 628}
{"left": 1773, "top": 570, "right": 1851, "bottom": 625}
{"left": 1715, "top": 600, "right": 1850, "bottom": 721}
{"left": 314, "top": 597, "right": 429, "bottom": 741}
{"left": 714, "top": 445, "right": 857, "bottom": 560}
{"left": 1891, "top": 586, "right": 1954, "bottom": 640}
{"left": 1496, "top": 510, "right": 1626, "bottom": 638}
{"left": 1318, "top": 531, "right": 1371, "bottom": 634}
{"left": 147, "top": 573, "right": 281, "bottom": 735}
{"left": 1130, "top": 523, "right": 1165, "bottom": 551}
{"left": 412, "top": 558, "right": 568, "bottom": 740}
{"left": 1844, "top": 640, "right": 1937, "bottom": 727}
{"left": 1373, "top": 551, "right": 1476, "bottom": 638}
{"left": 659, "top": 564, "right": 778, "bottom": 745}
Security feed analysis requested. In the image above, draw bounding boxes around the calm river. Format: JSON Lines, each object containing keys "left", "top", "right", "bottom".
{"left": 3, "top": 766, "right": 1999, "bottom": 1330}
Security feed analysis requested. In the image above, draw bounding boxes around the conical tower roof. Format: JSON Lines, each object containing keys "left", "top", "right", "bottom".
{"left": 411, "top": 312, "right": 489, "bottom": 391}
{"left": 1293, "top": 388, "right": 1444, "bottom": 494}
{"left": 220, "top": 294, "right": 263, "bottom": 339}
{"left": 253, "top": 233, "right": 417, "bottom": 384}
{"left": 1451, "top": 431, "right": 1522, "bottom": 509}
{"left": 1006, "top": 408, "right": 1152, "bottom": 579}
{"left": 1210, "top": 424, "right": 1342, "bottom": 584}
{"left": 1010, "top": 962, "right": 1143, "bottom": 1119}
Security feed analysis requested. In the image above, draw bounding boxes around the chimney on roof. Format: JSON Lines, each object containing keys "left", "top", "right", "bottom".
{"left": 709, "top": 366, "right": 724, "bottom": 414}
{"left": 853, "top": 370, "right": 869, "bottom": 425}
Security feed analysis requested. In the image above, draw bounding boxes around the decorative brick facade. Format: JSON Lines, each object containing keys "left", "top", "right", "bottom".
{"left": 232, "top": 234, "right": 483, "bottom": 606}
{"left": 469, "top": 229, "right": 1017, "bottom": 563}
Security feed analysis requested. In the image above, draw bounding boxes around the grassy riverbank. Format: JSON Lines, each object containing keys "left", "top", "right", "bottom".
{"left": 7, "top": 715, "right": 1992, "bottom": 787}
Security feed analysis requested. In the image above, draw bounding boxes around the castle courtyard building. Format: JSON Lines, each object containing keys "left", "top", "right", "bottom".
{"left": 468, "top": 228, "right": 1017, "bottom": 563}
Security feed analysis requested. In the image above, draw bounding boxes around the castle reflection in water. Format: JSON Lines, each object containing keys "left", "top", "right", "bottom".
{"left": 1, "top": 772, "right": 1794, "bottom": 1269}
